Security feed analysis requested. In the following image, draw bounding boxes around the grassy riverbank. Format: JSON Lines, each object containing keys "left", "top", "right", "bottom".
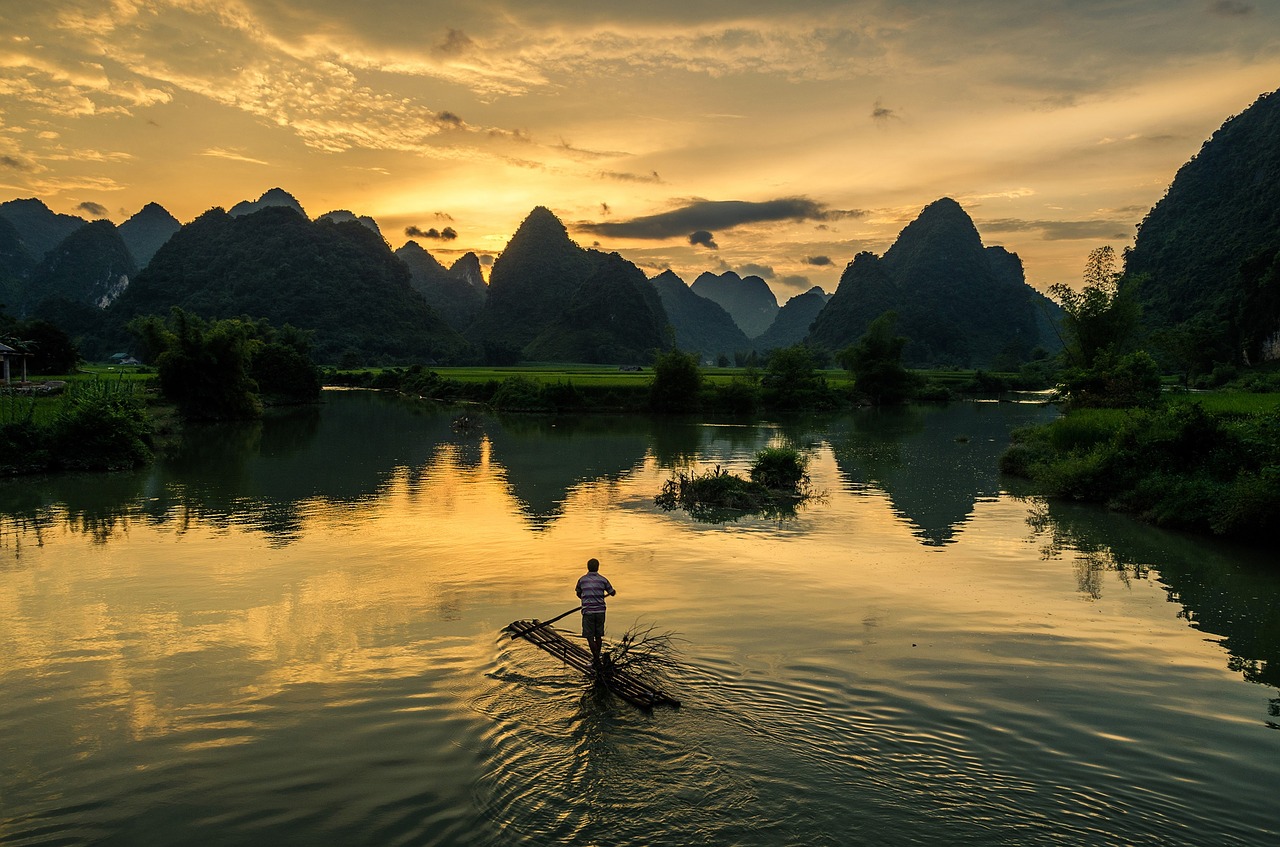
{"left": 0, "top": 377, "right": 157, "bottom": 474}
{"left": 1001, "top": 392, "right": 1280, "bottom": 541}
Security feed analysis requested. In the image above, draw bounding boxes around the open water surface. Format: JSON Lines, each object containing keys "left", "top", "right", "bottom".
{"left": 1, "top": 389, "right": 1277, "bottom": 845}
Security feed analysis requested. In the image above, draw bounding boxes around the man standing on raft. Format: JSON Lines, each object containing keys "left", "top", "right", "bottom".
{"left": 575, "top": 557, "right": 616, "bottom": 667}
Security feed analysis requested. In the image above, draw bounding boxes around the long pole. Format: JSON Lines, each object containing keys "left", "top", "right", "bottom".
{"left": 509, "top": 606, "right": 581, "bottom": 640}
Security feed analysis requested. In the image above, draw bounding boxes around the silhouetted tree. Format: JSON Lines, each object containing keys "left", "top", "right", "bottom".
{"left": 131, "top": 308, "right": 261, "bottom": 420}
{"left": 838, "top": 311, "right": 919, "bottom": 405}
{"left": 649, "top": 349, "right": 703, "bottom": 413}
{"left": 760, "top": 345, "right": 831, "bottom": 410}
{"left": 1049, "top": 247, "right": 1142, "bottom": 369}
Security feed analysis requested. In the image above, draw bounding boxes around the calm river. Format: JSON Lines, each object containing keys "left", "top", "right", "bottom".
{"left": 1, "top": 390, "right": 1277, "bottom": 846}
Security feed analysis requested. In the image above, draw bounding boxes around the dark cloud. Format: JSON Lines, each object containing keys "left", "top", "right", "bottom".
{"left": 434, "top": 211, "right": 454, "bottom": 221}
{"left": 871, "top": 99, "right": 898, "bottom": 121}
{"left": 600, "top": 202, "right": 611, "bottom": 216}
{"left": 479, "top": 254, "right": 494, "bottom": 266}
{"left": 437, "top": 111, "right": 465, "bottom": 128}
{"left": 978, "top": 218, "right": 1132, "bottom": 241}
{"left": 488, "top": 128, "right": 533, "bottom": 143}
{"left": 437, "top": 29, "right": 476, "bottom": 56}
{"left": 739, "top": 263, "right": 774, "bottom": 279}
{"left": 597, "top": 169, "right": 663, "bottom": 184}
{"left": 780, "top": 275, "right": 813, "bottom": 289}
{"left": 581, "top": 197, "right": 864, "bottom": 240}
{"left": 405, "top": 225, "right": 458, "bottom": 240}
{"left": 1, "top": 155, "right": 30, "bottom": 171}
{"left": 688, "top": 230, "right": 718, "bottom": 249}
{"left": 1208, "top": 0, "right": 1253, "bottom": 15}
{"left": 805, "top": 255, "right": 833, "bottom": 266}
{"left": 76, "top": 201, "right": 108, "bottom": 217}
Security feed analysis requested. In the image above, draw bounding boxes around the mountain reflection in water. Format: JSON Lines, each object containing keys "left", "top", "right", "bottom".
{"left": 2, "top": 389, "right": 1278, "bottom": 847}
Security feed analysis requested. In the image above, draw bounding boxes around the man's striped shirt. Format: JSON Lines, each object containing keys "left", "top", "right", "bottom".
{"left": 576, "top": 572, "right": 614, "bottom": 613}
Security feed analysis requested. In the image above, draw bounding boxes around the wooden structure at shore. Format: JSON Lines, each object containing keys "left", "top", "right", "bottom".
{"left": 506, "top": 618, "right": 681, "bottom": 710}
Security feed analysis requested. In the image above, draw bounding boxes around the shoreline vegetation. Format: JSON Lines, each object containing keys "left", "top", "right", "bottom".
{"left": 5, "top": 354, "right": 1279, "bottom": 546}
{"left": 1001, "top": 395, "right": 1280, "bottom": 542}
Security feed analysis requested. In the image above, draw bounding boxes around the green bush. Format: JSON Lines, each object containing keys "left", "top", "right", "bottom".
{"left": 1001, "top": 402, "right": 1279, "bottom": 541}
{"left": 490, "top": 375, "right": 550, "bottom": 412}
{"left": 0, "top": 379, "right": 153, "bottom": 474}
{"left": 50, "top": 380, "right": 152, "bottom": 471}
{"left": 712, "top": 377, "right": 760, "bottom": 415}
{"left": 749, "top": 446, "right": 809, "bottom": 490}
{"left": 649, "top": 349, "right": 703, "bottom": 413}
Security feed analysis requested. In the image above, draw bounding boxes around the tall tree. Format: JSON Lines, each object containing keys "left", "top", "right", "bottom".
{"left": 838, "top": 311, "right": 918, "bottom": 405}
{"left": 1049, "top": 247, "right": 1142, "bottom": 369}
{"left": 649, "top": 349, "right": 703, "bottom": 413}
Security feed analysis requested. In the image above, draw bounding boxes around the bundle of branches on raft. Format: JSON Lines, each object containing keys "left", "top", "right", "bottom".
{"left": 599, "top": 622, "right": 682, "bottom": 682}
{"left": 655, "top": 446, "right": 815, "bottom": 522}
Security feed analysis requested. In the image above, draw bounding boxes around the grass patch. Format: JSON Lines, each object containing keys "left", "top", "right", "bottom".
{"left": 1166, "top": 391, "right": 1280, "bottom": 415}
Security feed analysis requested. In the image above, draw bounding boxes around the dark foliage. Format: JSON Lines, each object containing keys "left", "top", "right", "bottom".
{"left": 26, "top": 219, "right": 135, "bottom": 316}
{"left": 838, "top": 311, "right": 920, "bottom": 405}
{"left": 1235, "top": 247, "right": 1280, "bottom": 365}
{"left": 466, "top": 207, "right": 595, "bottom": 355}
{"left": 249, "top": 323, "right": 322, "bottom": 404}
{"left": 655, "top": 447, "right": 812, "bottom": 522}
{"left": 1, "top": 379, "right": 152, "bottom": 474}
{"left": 1002, "top": 402, "right": 1280, "bottom": 540}
{"left": 131, "top": 309, "right": 261, "bottom": 420}
{"left": 1, "top": 318, "right": 80, "bottom": 374}
{"left": 0, "top": 215, "right": 36, "bottom": 312}
{"left": 525, "top": 251, "right": 669, "bottom": 365}
{"left": 760, "top": 344, "right": 834, "bottom": 410}
{"left": 648, "top": 348, "right": 703, "bottom": 413}
{"left": 754, "top": 286, "right": 829, "bottom": 353}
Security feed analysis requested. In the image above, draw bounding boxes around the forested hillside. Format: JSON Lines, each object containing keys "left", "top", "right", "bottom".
{"left": 808, "top": 198, "right": 1050, "bottom": 368}
{"left": 1125, "top": 87, "right": 1280, "bottom": 361}
{"left": 106, "top": 206, "right": 469, "bottom": 364}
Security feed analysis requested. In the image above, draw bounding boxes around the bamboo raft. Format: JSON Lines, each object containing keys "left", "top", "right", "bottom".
{"left": 506, "top": 618, "right": 681, "bottom": 710}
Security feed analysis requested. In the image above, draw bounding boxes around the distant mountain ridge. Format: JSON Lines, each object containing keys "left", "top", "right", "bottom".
{"left": 690, "top": 271, "right": 779, "bottom": 338}
{"left": 229, "top": 187, "right": 307, "bottom": 218}
{"left": 650, "top": 270, "right": 750, "bottom": 362}
{"left": 106, "top": 205, "right": 467, "bottom": 364}
{"left": 754, "top": 286, "right": 830, "bottom": 353}
{"left": 3, "top": 188, "right": 1081, "bottom": 369}
{"left": 319, "top": 209, "right": 383, "bottom": 236}
{"left": 395, "top": 240, "right": 486, "bottom": 332}
{"left": 467, "top": 207, "right": 668, "bottom": 363}
{"left": 0, "top": 198, "right": 88, "bottom": 261}
{"left": 118, "top": 202, "right": 182, "bottom": 269}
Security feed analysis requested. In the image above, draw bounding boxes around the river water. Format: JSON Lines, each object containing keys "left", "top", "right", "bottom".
{"left": 1, "top": 389, "right": 1276, "bottom": 846}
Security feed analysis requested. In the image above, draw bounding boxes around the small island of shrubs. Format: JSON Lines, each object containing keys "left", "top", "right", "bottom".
{"left": 655, "top": 446, "right": 815, "bottom": 522}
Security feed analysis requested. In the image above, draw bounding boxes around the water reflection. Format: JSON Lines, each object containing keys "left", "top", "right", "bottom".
{"left": 485, "top": 415, "right": 651, "bottom": 528}
{"left": 829, "top": 402, "right": 1058, "bottom": 546}
{"left": 1025, "top": 494, "right": 1280, "bottom": 717}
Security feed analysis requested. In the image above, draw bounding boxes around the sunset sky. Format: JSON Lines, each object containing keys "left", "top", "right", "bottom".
{"left": 2, "top": 1, "right": 1279, "bottom": 300}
